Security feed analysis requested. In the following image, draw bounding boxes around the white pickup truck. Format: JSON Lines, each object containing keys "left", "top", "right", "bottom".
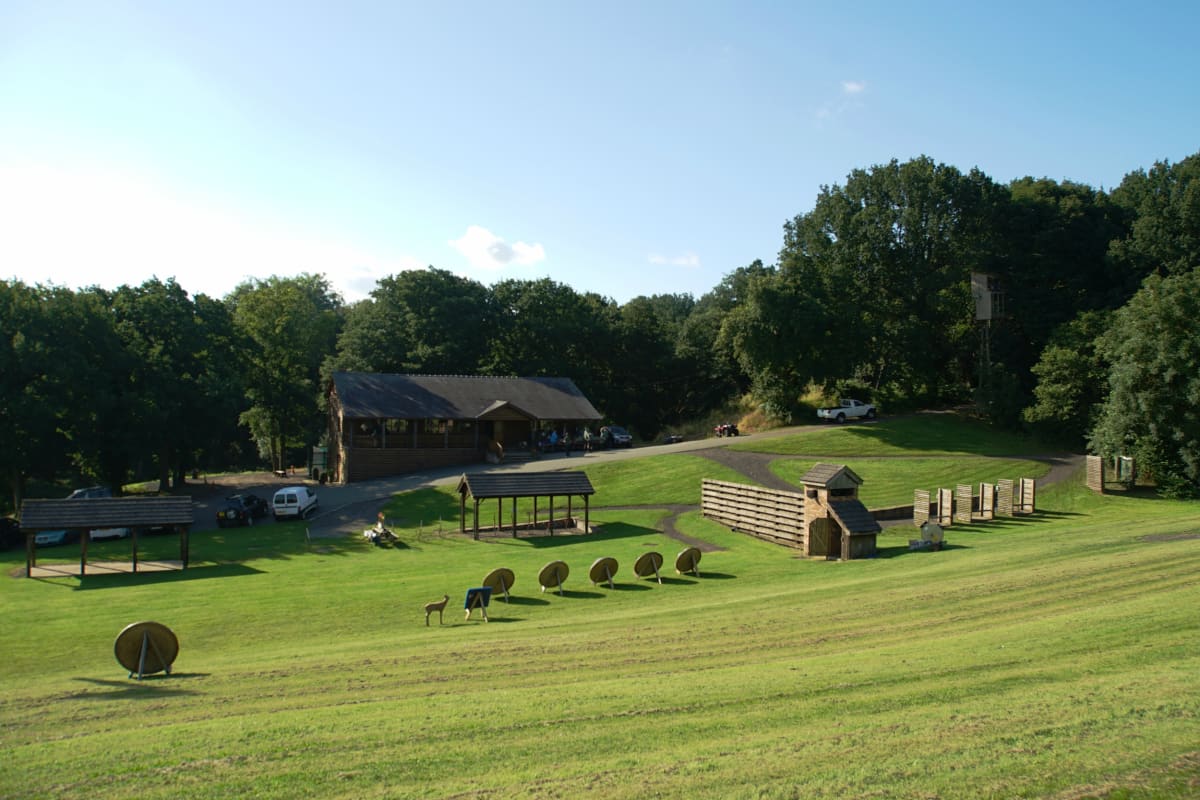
{"left": 817, "top": 399, "right": 877, "bottom": 423}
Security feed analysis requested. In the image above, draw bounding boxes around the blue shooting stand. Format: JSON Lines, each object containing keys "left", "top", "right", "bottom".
{"left": 464, "top": 586, "right": 492, "bottom": 622}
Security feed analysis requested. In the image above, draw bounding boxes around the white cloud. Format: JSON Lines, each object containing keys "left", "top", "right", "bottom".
{"left": 816, "top": 80, "right": 868, "bottom": 121}
{"left": 0, "top": 160, "right": 422, "bottom": 303}
{"left": 649, "top": 252, "right": 701, "bottom": 268}
{"left": 449, "top": 225, "right": 546, "bottom": 271}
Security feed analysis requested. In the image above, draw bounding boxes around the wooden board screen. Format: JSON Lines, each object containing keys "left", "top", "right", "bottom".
{"left": 913, "top": 489, "right": 931, "bottom": 524}
{"left": 937, "top": 488, "right": 954, "bottom": 526}
{"left": 979, "top": 482, "right": 995, "bottom": 520}
{"left": 1086, "top": 455, "right": 1104, "bottom": 493}
{"left": 955, "top": 484, "right": 973, "bottom": 524}
{"left": 701, "top": 479, "right": 806, "bottom": 549}
{"left": 1019, "top": 478, "right": 1036, "bottom": 514}
{"left": 997, "top": 479, "right": 1014, "bottom": 516}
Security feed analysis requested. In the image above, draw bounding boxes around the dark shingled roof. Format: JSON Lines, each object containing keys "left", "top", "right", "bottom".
{"left": 798, "top": 462, "right": 863, "bottom": 488}
{"left": 457, "top": 472, "right": 596, "bottom": 500}
{"left": 826, "top": 499, "right": 882, "bottom": 534}
{"left": 19, "top": 497, "right": 194, "bottom": 531}
{"left": 331, "top": 372, "right": 602, "bottom": 421}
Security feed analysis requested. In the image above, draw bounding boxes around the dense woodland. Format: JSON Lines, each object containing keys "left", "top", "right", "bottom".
{"left": 3, "top": 151, "right": 1199, "bottom": 509}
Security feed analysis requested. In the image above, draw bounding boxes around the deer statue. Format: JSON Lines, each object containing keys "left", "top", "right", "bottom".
{"left": 423, "top": 594, "right": 450, "bottom": 626}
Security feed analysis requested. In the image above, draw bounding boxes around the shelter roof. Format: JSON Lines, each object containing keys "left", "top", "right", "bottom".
{"left": 798, "top": 463, "right": 863, "bottom": 488}
{"left": 19, "top": 497, "right": 194, "bottom": 531}
{"left": 457, "top": 472, "right": 596, "bottom": 500}
{"left": 331, "top": 372, "right": 601, "bottom": 421}
{"left": 826, "top": 499, "right": 882, "bottom": 534}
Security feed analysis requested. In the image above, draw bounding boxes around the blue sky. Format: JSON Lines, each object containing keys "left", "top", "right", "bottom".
{"left": 2, "top": 1, "right": 1197, "bottom": 305}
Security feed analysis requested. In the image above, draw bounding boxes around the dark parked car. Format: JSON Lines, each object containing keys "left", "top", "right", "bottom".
{"left": 599, "top": 425, "right": 633, "bottom": 448}
{"left": 216, "top": 494, "right": 269, "bottom": 527}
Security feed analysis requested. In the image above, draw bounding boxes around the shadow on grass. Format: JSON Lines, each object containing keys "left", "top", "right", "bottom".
{"left": 73, "top": 674, "right": 209, "bottom": 697}
{"left": 500, "top": 595, "right": 551, "bottom": 607}
{"left": 657, "top": 576, "right": 697, "bottom": 586}
{"left": 365, "top": 538, "right": 410, "bottom": 550}
{"left": 542, "top": 589, "right": 606, "bottom": 599}
{"left": 69, "top": 562, "right": 265, "bottom": 590}
{"left": 873, "top": 543, "right": 971, "bottom": 559}
{"left": 688, "top": 571, "right": 736, "bottom": 580}
{"left": 522, "top": 522, "right": 664, "bottom": 548}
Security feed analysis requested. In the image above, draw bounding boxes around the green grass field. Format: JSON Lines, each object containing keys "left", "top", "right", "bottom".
{"left": 2, "top": 418, "right": 1198, "bottom": 799}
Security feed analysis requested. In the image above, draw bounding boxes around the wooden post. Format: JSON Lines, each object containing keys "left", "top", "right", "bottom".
{"left": 497, "top": 497, "right": 502, "bottom": 532}
{"left": 567, "top": 495, "right": 573, "bottom": 529}
{"left": 548, "top": 495, "right": 555, "bottom": 535}
{"left": 132, "top": 527, "right": 139, "bottom": 573}
{"left": 584, "top": 496, "right": 589, "bottom": 534}
{"left": 473, "top": 498, "right": 480, "bottom": 540}
{"left": 181, "top": 526, "right": 190, "bottom": 568}
{"left": 80, "top": 530, "right": 88, "bottom": 577}
{"left": 26, "top": 533, "right": 34, "bottom": 577}
{"left": 512, "top": 497, "right": 518, "bottom": 538}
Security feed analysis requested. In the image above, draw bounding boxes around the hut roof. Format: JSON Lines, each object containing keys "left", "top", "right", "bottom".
{"left": 457, "top": 472, "right": 595, "bottom": 500}
{"left": 19, "top": 497, "right": 194, "bottom": 531}
{"left": 826, "top": 499, "right": 881, "bottom": 534}
{"left": 798, "top": 463, "right": 863, "bottom": 488}
{"left": 331, "top": 372, "right": 601, "bottom": 421}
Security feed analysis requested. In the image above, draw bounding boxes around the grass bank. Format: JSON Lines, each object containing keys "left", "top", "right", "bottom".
{"left": 2, "top": 420, "right": 1197, "bottom": 799}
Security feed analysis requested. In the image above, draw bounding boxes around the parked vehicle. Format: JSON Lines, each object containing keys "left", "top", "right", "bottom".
{"left": 216, "top": 493, "right": 269, "bottom": 528}
{"left": 661, "top": 433, "right": 684, "bottom": 444}
{"left": 34, "top": 486, "right": 129, "bottom": 545}
{"left": 599, "top": 425, "right": 633, "bottom": 448}
{"left": 816, "top": 399, "right": 877, "bottom": 423}
{"left": 272, "top": 486, "right": 319, "bottom": 521}
{"left": 713, "top": 422, "right": 739, "bottom": 437}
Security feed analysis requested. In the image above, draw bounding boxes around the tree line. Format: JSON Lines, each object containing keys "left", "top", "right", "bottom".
{"left": 3, "top": 150, "right": 1198, "bottom": 509}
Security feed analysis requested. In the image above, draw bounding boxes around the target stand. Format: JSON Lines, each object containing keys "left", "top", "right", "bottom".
{"left": 114, "top": 621, "right": 179, "bottom": 680}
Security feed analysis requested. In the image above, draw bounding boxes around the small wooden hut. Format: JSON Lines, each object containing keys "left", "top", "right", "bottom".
{"left": 799, "top": 463, "right": 880, "bottom": 560}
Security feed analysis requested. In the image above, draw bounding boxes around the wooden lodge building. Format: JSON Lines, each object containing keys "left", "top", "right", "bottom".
{"left": 327, "top": 372, "right": 602, "bottom": 483}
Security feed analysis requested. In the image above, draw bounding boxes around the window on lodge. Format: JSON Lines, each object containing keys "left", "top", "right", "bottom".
{"left": 424, "top": 419, "right": 447, "bottom": 434}
{"left": 386, "top": 419, "right": 409, "bottom": 434}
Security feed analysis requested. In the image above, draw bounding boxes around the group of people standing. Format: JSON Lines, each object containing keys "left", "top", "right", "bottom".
{"left": 538, "top": 426, "right": 596, "bottom": 455}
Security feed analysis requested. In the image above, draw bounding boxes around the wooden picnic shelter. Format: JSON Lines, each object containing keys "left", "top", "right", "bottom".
{"left": 19, "top": 496, "right": 195, "bottom": 578}
{"left": 457, "top": 472, "right": 596, "bottom": 540}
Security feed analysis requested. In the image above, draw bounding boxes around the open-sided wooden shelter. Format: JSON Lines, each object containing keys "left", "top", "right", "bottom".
{"left": 456, "top": 472, "right": 595, "bottom": 540}
{"left": 19, "top": 496, "right": 194, "bottom": 578}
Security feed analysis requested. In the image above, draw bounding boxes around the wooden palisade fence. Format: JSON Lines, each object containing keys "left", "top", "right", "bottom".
{"left": 701, "top": 479, "right": 806, "bottom": 549}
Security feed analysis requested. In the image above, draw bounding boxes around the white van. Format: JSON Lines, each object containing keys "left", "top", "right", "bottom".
{"left": 272, "top": 486, "right": 319, "bottom": 521}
